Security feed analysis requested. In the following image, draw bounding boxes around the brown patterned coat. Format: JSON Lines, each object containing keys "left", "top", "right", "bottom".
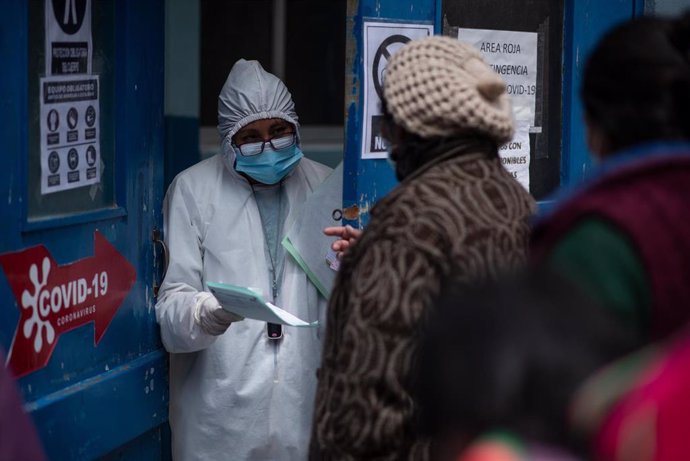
{"left": 310, "top": 146, "right": 535, "bottom": 460}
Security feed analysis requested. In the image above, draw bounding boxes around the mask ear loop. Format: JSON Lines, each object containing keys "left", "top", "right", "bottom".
{"left": 222, "top": 134, "right": 235, "bottom": 158}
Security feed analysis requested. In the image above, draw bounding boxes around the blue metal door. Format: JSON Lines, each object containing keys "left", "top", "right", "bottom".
{"left": 0, "top": 1, "right": 168, "bottom": 459}
{"left": 342, "top": 0, "right": 644, "bottom": 226}
{"left": 562, "top": 0, "right": 645, "bottom": 186}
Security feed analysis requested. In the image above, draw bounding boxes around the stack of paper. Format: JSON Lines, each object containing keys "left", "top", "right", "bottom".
{"left": 207, "top": 282, "right": 318, "bottom": 327}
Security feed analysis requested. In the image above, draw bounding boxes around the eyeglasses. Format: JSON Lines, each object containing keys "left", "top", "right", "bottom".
{"left": 233, "top": 133, "right": 296, "bottom": 157}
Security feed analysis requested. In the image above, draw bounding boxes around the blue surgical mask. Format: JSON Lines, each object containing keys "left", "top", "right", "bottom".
{"left": 234, "top": 143, "right": 303, "bottom": 185}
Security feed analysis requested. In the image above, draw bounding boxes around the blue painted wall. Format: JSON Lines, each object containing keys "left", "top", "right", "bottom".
{"left": 560, "top": 0, "right": 644, "bottom": 186}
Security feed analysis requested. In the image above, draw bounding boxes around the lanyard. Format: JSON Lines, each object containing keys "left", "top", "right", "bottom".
{"left": 251, "top": 181, "right": 285, "bottom": 339}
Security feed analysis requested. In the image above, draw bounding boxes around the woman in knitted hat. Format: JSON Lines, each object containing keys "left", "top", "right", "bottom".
{"left": 156, "top": 59, "right": 333, "bottom": 460}
{"left": 310, "top": 36, "right": 535, "bottom": 460}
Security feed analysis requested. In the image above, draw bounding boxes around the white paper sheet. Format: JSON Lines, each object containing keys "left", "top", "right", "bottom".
{"left": 207, "top": 282, "right": 318, "bottom": 327}
{"left": 499, "top": 120, "right": 531, "bottom": 190}
{"left": 45, "top": 0, "right": 93, "bottom": 75}
{"left": 40, "top": 75, "right": 101, "bottom": 195}
{"left": 458, "top": 28, "right": 538, "bottom": 123}
{"left": 457, "top": 28, "right": 538, "bottom": 191}
{"left": 362, "top": 21, "right": 433, "bottom": 159}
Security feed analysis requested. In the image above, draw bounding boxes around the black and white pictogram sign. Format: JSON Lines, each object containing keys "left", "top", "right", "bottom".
{"left": 48, "top": 151, "right": 60, "bottom": 173}
{"left": 67, "top": 148, "right": 79, "bottom": 170}
{"left": 86, "top": 145, "right": 96, "bottom": 166}
{"left": 45, "top": 0, "right": 92, "bottom": 75}
{"left": 361, "top": 21, "right": 433, "bottom": 160}
{"left": 41, "top": 0, "right": 98, "bottom": 194}
{"left": 372, "top": 34, "right": 410, "bottom": 102}
{"left": 67, "top": 107, "right": 78, "bottom": 129}
{"left": 39, "top": 75, "right": 100, "bottom": 194}
{"left": 47, "top": 109, "right": 60, "bottom": 132}
{"left": 85, "top": 105, "right": 96, "bottom": 127}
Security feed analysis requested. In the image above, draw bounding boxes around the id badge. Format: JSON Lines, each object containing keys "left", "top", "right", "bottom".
{"left": 267, "top": 322, "right": 283, "bottom": 340}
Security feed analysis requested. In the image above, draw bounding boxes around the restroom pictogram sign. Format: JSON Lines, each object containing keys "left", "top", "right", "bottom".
{"left": 0, "top": 231, "right": 136, "bottom": 377}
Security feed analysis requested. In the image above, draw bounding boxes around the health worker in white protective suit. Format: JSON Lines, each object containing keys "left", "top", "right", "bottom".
{"left": 155, "top": 59, "right": 332, "bottom": 460}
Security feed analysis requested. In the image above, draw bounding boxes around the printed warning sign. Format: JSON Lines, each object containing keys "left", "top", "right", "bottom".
{"left": 40, "top": 75, "right": 100, "bottom": 194}
{"left": 499, "top": 120, "right": 531, "bottom": 191}
{"left": 458, "top": 28, "right": 538, "bottom": 191}
{"left": 458, "top": 28, "right": 538, "bottom": 123}
{"left": 45, "top": 0, "right": 92, "bottom": 75}
{"left": 362, "top": 21, "right": 433, "bottom": 160}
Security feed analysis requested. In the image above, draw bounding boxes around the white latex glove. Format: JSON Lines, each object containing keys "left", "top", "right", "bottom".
{"left": 193, "top": 292, "right": 244, "bottom": 336}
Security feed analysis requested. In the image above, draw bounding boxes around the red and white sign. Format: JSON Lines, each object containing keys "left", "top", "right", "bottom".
{"left": 0, "top": 231, "right": 136, "bottom": 378}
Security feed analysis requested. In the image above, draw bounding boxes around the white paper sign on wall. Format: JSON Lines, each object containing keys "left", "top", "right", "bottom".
{"left": 39, "top": 75, "right": 101, "bottom": 194}
{"left": 45, "top": 0, "right": 93, "bottom": 76}
{"left": 361, "top": 21, "right": 433, "bottom": 160}
{"left": 458, "top": 28, "right": 538, "bottom": 191}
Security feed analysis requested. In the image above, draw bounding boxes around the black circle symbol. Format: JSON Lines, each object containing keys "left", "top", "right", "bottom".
{"left": 372, "top": 34, "right": 411, "bottom": 102}
{"left": 48, "top": 151, "right": 60, "bottom": 173}
{"left": 67, "top": 108, "right": 78, "bottom": 129}
{"left": 85, "top": 105, "right": 96, "bottom": 127}
{"left": 51, "top": 0, "right": 88, "bottom": 35}
{"left": 67, "top": 148, "right": 79, "bottom": 170}
{"left": 86, "top": 145, "right": 96, "bottom": 166}
{"left": 47, "top": 109, "right": 60, "bottom": 132}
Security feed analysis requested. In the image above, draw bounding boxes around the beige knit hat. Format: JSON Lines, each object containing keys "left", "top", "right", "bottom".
{"left": 383, "top": 36, "right": 514, "bottom": 144}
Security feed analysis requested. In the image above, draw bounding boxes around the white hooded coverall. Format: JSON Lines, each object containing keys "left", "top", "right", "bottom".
{"left": 156, "top": 60, "right": 331, "bottom": 460}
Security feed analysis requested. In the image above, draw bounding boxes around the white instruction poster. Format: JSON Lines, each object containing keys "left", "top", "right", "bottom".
{"left": 458, "top": 28, "right": 538, "bottom": 191}
{"left": 362, "top": 21, "right": 433, "bottom": 160}
{"left": 45, "top": 0, "right": 93, "bottom": 75}
{"left": 41, "top": 0, "right": 99, "bottom": 195}
{"left": 40, "top": 76, "right": 100, "bottom": 194}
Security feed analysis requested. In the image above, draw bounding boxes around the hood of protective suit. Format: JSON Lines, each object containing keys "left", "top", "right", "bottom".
{"left": 217, "top": 59, "right": 300, "bottom": 150}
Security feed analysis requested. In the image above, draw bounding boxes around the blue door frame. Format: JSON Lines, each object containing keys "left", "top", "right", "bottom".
{"left": 343, "top": 0, "right": 645, "bottom": 226}
{"left": 0, "top": 1, "right": 168, "bottom": 459}
{"left": 561, "top": 0, "right": 645, "bottom": 186}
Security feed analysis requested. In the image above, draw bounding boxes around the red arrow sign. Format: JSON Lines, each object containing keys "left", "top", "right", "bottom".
{"left": 0, "top": 231, "right": 136, "bottom": 378}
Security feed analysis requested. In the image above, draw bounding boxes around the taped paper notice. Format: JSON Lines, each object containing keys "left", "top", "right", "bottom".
{"left": 362, "top": 21, "right": 433, "bottom": 159}
{"left": 499, "top": 120, "right": 531, "bottom": 191}
{"left": 458, "top": 28, "right": 538, "bottom": 191}
{"left": 45, "top": 0, "right": 93, "bottom": 75}
{"left": 40, "top": 75, "right": 101, "bottom": 195}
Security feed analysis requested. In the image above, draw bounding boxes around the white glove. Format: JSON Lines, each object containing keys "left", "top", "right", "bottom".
{"left": 193, "top": 292, "right": 244, "bottom": 336}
